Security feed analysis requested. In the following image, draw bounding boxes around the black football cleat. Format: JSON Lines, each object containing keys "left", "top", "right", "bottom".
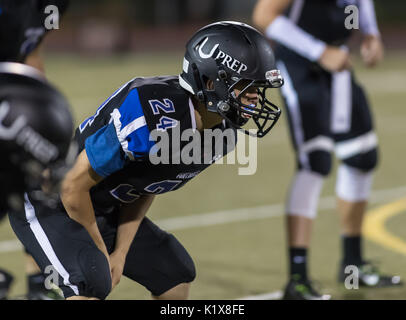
{"left": 282, "top": 275, "right": 331, "bottom": 300}
{"left": 339, "top": 261, "right": 403, "bottom": 288}
{"left": 0, "top": 269, "right": 14, "bottom": 300}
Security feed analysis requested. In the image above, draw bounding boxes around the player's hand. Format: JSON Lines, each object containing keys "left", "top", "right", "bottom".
{"left": 110, "top": 251, "right": 126, "bottom": 290}
{"left": 361, "top": 35, "right": 384, "bottom": 68}
{"left": 318, "top": 46, "right": 351, "bottom": 72}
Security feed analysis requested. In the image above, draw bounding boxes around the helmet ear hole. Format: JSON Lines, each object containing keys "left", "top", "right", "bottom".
{"left": 201, "top": 75, "right": 211, "bottom": 90}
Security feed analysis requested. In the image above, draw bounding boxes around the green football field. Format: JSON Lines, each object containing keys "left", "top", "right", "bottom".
{"left": 0, "top": 50, "right": 405, "bottom": 300}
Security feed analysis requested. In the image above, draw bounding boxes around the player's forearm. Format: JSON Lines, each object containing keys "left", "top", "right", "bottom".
{"left": 253, "top": 0, "right": 326, "bottom": 62}
{"left": 114, "top": 195, "right": 155, "bottom": 257}
{"left": 252, "top": 0, "right": 290, "bottom": 31}
{"left": 359, "top": 0, "right": 380, "bottom": 37}
{"left": 60, "top": 150, "right": 107, "bottom": 256}
{"left": 266, "top": 16, "right": 327, "bottom": 61}
{"left": 61, "top": 189, "right": 107, "bottom": 255}
{"left": 62, "top": 190, "right": 95, "bottom": 228}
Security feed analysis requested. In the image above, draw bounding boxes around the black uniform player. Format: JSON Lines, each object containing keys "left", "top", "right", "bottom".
{"left": 253, "top": 0, "right": 401, "bottom": 300}
{"left": 9, "top": 22, "right": 283, "bottom": 300}
{"left": 0, "top": 0, "right": 69, "bottom": 300}
{"left": 0, "top": 62, "right": 74, "bottom": 299}
{"left": 0, "top": 0, "right": 69, "bottom": 64}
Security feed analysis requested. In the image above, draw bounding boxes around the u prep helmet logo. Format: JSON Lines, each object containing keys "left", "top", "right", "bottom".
{"left": 197, "top": 37, "right": 248, "bottom": 74}
{"left": 0, "top": 100, "right": 58, "bottom": 164}
{"left": 0, "top": 101, "right": 27, "bottom": 140}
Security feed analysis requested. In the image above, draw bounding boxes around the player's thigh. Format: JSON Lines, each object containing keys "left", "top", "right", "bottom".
{"left": 335, "top": 76, "right": 375, "bottom": 139}
{"left": 277, "top": 59, "right": 333, "bottom": 174}
{"left": 334, "top": 75, "right": 378, "bottom": 171}
{"left": 8, "top": 196, "right": 111, "bottom": 299}
{"left": 123, "top": 217, "right": 196, "bottom": 297}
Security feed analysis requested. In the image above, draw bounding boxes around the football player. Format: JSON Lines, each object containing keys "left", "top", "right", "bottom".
{"left": 0, "top": 62, "right": 74, "bottom": 299}
{"left": 0, "top": 0, "right": 69, "bottom": 69}
{"left": 253, "top": 0, "right": 401, "bottom": 300}
{"left": 0, "top": 0, "right": 70, "bottom": 300}
{"left": 9, "top": 21, "right": 283, "bottom": 300}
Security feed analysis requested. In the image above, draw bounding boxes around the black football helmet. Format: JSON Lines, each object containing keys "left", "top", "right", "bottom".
{"left": 179, "top": 21, "right": 283, "bottom": 138}
{"left": 0, "top": 62, "right": 75, "bottom": 212}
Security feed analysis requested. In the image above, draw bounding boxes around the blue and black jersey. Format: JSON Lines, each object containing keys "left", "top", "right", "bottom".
{"left": 74, "top": 76, "right": 236, "bottom": 214}
{"left": 0, "top": 0, "right": 69, "bottom": 62}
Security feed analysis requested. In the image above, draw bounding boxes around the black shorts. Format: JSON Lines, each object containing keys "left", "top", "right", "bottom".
{"left": 8, "top": 194, "right": 196, "bottom": 299}
{"left": 276, "top": 54, "right": 378, "bottom": 170}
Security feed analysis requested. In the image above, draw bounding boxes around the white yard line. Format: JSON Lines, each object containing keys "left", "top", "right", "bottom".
{"left": 237, "top": 290, "right": 283, "bottom": 300}
{"left": 1, "top": 185, "right": 406, "bottom": 255}
{"left": 0, "top": 239, "right": 24, "bottom": 253}
{"left": 156, "top": 185, "right": 406, "bottom": 231}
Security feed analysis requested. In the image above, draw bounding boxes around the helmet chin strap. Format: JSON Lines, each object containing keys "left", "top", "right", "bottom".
{"left": 191, "top": 62, "right": 232, "bottom": 114}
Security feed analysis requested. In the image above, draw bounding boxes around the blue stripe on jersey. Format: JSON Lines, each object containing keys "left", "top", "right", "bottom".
{"left": 118, "top": 88, "right": 145, "bottom": 127}
{"left": 85, "top": 123, "right": 125, "bottom": 178}
{"left": 127, "top": 123, "right": 154, "bottom": 157}
{"left": 114, "top": 88, "right": 155, "bottom": 158}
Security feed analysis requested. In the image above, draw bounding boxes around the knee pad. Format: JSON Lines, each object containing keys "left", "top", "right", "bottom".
{"left": 305, "top": 150, "right": 332, "bottom": 177}
{"left": 336, "top": 164, "right": 374, "bottom": 202}
{"left": 78, "top": 246, "right": 112, "bottom": 299}
{"left": 342, "top": 149, "right": 378, "bottom": 172}
{"left": 287, "top": 170, "right": 325, "bottom": 219}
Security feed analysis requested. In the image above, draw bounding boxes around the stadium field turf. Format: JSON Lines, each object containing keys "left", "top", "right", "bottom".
{"left": 1, "top": 51, "right": 405, "bottom": 299}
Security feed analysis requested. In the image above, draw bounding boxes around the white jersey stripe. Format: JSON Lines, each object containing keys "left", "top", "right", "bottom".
{"left": 277, "top": 61, "right": 309, "bottom": 168}
{"left": 111, "top": 109, "right": 147, "bottom": 161}
{"left": 335, "top": 131, "right": 378, "bottom": 159}
{"left": 178, "top": 75, "right": 195, "bottom": 94}
{"left": 300, "top": 135, "right": 335, "bottom": 154}
{"left": 331, "top": 70, "right": 352, "bottom": 133}
{"left": 188, "top": 98, "right": 197, "bottom": 131}
{"left": 120, "top": 115, "right": 147, "bottom": 138}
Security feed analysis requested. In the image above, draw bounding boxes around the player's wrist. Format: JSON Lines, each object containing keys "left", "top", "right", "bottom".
{"left": 359, "top": 0, "right": 380, "bottom": 39}
{"left": 363, "top": 33, "right": 381, "bottom": 41}
{"left": 312, "top": 42, "right": 327, "bottom": 62}
{"left": 111, "top": 248, "right": 128, "bottom": 261}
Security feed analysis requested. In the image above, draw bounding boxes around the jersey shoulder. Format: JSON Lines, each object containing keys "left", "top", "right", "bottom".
{"left": 131, "top": 76, "right": 190, "bottom": 114}
{"left": 124, "top": 76, "right": 193, "bottom": 132}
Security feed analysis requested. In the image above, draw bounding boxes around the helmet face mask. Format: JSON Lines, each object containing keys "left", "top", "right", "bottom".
{"left": 179, "top": 21, "right": 284, "bottom": 137}
{"left": 220, "top": 78, "right": 282, "bottom": 137}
